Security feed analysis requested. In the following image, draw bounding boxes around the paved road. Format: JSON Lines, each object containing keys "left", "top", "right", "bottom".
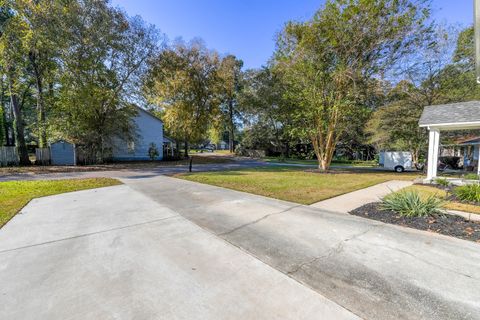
{"left": 0, "top": 159, "right": 267, "bottom": 182}
{"left": 124, "top": 176, "right": 480, "bottom": 320}
{"left": 0, "top": 185, "right": 357, "bottom": 320}
{"left": 0, "top": 157, "right": 407, "bottom": 182}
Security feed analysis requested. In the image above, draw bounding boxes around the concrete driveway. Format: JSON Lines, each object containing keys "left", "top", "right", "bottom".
{"left": 0, "top": 185, "right": 357, "bottom": 320}
{"left": 124, "top": 176, "right": 480, "bottom": 320}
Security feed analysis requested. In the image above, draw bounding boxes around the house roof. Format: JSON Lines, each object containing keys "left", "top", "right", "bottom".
{"left": 135, "top": 106, "right": 163, "bottom": 124}
{"left": 163, "top": 135, "right": 175, "bottom": 143}
{"left": 419, "top": 101, "right": 480, "bottom": 130}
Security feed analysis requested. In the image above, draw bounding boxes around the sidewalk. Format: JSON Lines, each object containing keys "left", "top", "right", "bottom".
{"left": 309, "top": 180, "right": 413, "bottom": 213}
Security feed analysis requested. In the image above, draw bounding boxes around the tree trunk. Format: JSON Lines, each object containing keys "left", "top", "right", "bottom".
{"left": 184, "top": 139, "right": 189, "bottom": 158}
{"left": 8, "top": 80, "right": 30, "bottom": 165}
{"left": 35, "top": 77, "right": 47, "bottom": 147}
{"left": 285, "top": 141, "right": 290, "bottom": 158}
{"left": 30, "top": 53, "right": 47, "bottom": 147}
{"left": 311, "top": 119, "right": 337, "bottom": 172}
{"left": 228, "top": 100, "right": 235, "bottom": 153}
{"left": 0, "top": 79, "right": 6, "bottom": 146}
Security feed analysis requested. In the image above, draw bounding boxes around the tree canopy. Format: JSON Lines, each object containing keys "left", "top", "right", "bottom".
{"left": 273, "top": 0, "right": 431, "bottom": 170}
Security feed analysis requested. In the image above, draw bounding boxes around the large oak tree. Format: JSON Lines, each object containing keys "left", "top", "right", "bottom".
{"left": 275, "top": 0, "right": 431, "bottom": 170}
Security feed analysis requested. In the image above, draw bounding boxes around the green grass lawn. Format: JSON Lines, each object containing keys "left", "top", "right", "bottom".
{"left": 0, "top": 178, "right": 122, "bottom": 228}
{"left": 176, "top": 167, "right": 419, "bottom": 205}
{"left": 263, "top": 157, "right": 376, "bottom": 167}
{"left": 404, "top": 185, "right": 480, "bottom": 214}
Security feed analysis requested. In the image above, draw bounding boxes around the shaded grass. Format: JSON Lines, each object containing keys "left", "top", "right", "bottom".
{"left": 176, "top": 167, "right": 419, "bottom": 205}
{"left": 0, "top": 178, "right": 122, "bottom": 228}
{"left": 405, "top": 185, "right": 480, "bottom": 215}
{"left": 263, "top": 157, "right": 376, "bottom": 167}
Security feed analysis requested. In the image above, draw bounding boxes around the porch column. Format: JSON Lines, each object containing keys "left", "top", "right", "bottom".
{"left": 427, "top": 128, "right": 440, "bottom": 180}
{"left": 477, "top": 145, "right": 480, "bottom": 176}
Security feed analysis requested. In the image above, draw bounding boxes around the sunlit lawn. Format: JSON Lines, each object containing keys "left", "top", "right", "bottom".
{"left": 176, "top": 167, "right": 420, "bottom": 205}
{"left": 0, "top": 178, "right": 122, "bottom": 228}
{"left": 404, "top": 184, "right": 480, "bottom": 214}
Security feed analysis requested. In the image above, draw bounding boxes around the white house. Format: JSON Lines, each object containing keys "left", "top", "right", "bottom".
{"left": 457, "top": 137, "right": 480, "bottom": 168}
{"left": 111, "top": 107, "right": 164, "bottom": 161}
{"left": 419, "top": 101, "right": 480, "bottom": 180}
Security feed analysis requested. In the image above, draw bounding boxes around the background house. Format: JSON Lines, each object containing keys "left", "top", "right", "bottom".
{"left": 111, "top": 107, "right": 164, "bottom": 161}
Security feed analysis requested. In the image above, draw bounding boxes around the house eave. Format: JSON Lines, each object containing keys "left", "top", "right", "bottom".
{"left": 420, "top": 121, "right": 480, "bottom": 131}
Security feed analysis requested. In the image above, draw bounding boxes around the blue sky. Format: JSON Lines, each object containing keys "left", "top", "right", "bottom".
{"left": 111, "top": 0, "right": 474, "bottom": 69}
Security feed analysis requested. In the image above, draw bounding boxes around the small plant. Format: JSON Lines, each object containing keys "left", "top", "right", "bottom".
{"left": 463, "top": 173, "right": 480, "bottom": 181}
{"left": 435, "top": 177, "right": 450, "bottom": 187}
{"left": 453, "top": 184, "right": 480, "bottom": 203}
{"left": 148, "top": 142, "right": 159, "bottom": 160}
{"left": 381, "top": 191, "right": 444, "bottom": 217}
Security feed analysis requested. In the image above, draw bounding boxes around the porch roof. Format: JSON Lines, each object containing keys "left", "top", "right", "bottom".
{"left": 419, "top": 101, "right": 480, "bottom": 130}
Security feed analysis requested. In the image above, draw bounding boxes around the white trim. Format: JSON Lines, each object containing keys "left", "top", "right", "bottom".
{"left": 420, "top": 121, "right": 480, "bottom": 128}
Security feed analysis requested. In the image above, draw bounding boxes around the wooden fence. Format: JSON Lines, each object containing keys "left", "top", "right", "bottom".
{"left": 35, "top": 148, "right": 51, "bottom": 165}
{"left": 0, "top": 147, "right": 19, "bottom": 166}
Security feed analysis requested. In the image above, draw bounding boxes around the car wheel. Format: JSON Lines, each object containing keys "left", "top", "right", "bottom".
{"left": 394, "top": 165, "right": 405, "bottom": 173}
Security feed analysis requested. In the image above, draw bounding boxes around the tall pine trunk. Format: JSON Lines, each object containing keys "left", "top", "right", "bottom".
{"left": 35, "top": 77, "right": 47, "bottom": 147}
{"left": 184, "top": 139, "right": 189, "bottom": 158}
{"left": 228, "top": 100, "right": 234, "bottom": 153}
{"left": 8, "top": 79, "right": 30, "bottom": 165}
{"left": 30, "top": 53, "right": 47, "bottom": 147}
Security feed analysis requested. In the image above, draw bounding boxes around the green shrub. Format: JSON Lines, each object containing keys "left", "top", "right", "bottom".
{"left": 381, "top": 191, "right": 444, "bottom": 217}
{"left": 453, "top": 184, "right": 480, "bottom": 203}
{"left": 435, "top": 177, "right": 450, "bottom": 187}
{"left": 148, "top": 143, "right": 159, "bottom": 160}
{"left": 464, "top": 173, "right": 479, "bottom": 180}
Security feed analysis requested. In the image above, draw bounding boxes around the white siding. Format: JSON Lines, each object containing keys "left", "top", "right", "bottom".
{"left": 112, "top": 108, "right": 164, "bottom": 161}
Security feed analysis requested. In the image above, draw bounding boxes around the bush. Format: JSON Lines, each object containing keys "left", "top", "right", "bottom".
{"left": 463, "top": 173, "right": 479, "bottom": 180}
{"left": 381, "top": 191, "right": 444, "bottom": 217}
{"left": 148, "top": 143, "right": 159, "bottom": 160}
{"left": 453, "top": 184, "right": 480, "bottom": 203}
{"left": 435, "top": 177, "right": 450, "bottom": 187}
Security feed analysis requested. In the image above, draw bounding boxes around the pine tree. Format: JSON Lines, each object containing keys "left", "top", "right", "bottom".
{"left": 0, "top": 105, "right": 6, "bottom": 146}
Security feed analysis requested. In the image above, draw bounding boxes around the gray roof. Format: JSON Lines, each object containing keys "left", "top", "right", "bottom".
{"left": 419, "top": 101, "right": 480, "bottom": 127}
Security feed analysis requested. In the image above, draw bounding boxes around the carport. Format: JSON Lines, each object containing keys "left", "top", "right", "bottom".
{"left": 419, "top": 101, "right": 480, "bottom": 180}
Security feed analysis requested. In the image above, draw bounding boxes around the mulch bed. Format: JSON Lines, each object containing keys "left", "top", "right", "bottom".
{"left": 350, "top": 202, "right": 480, "bottom": 243}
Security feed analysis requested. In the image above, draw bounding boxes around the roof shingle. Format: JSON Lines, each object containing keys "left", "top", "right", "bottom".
{"left": 419, "top": 101, "right": 480, "bottom": 126}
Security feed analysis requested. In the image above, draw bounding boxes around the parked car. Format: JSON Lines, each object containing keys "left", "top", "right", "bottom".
{"left": 199, "top": 146, "right": 214, "bottom": 153}
{"left": 379, "top": 151, "right": 412, "bottom": 173}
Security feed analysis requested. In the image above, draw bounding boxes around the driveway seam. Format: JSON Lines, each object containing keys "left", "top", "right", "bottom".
{"left": 217, "top": 204, "right": 304, "bottom": 237}
{"left": 287, "top": 224, "right": 382, "bottom": 275}
{"left": 0, "top": 215, "right": 179, "bottom": 254}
